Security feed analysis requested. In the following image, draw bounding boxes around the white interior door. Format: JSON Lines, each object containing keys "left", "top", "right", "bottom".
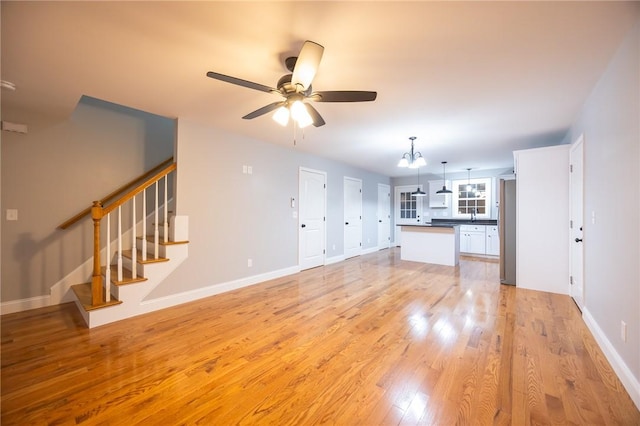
{"left": 394, "top": 185, "right": 423, "bottom": 246}
{"left": 377, "top": 184, "right": 391, "bottom": 250}
{"left": 344, "top": 177, "right": 362, "bottom": 259}
{"left": 299, "top": 168, "right": 326, "bottom": 270}
{"left": 570, "top": 136, "right": 585, "bottom": 310}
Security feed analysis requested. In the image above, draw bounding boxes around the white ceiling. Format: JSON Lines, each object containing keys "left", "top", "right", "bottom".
{"left": 2, "top": 1, "right": 638, "bottom": 177}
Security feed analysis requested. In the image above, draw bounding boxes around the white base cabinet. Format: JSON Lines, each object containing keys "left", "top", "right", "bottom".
{"left": 458, "top": 224, "right": 499, "bottom": 256}
{"left": 460, "top": 225, "right": 486, "bottom": 255}
{"left": 485, "top": 226, "right": 500, "bottom": 256}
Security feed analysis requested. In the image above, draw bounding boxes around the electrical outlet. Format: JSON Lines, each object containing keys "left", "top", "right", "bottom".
{"left": 247, "top": 258, "right": 252, "bottom": 268}
{"left": 621, "top": 321, "right": 627, "bottom": 342}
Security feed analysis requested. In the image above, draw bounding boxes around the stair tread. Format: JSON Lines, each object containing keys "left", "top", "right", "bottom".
{"left": 71, "top": 283, "right": 122, "bottom": 311}
{"left": 101, "top": 265, "right": 148, "bottom": 286}
{"left": 121, "top": 249, "right": 169, "bottom": 263}
{"left": 136, "top": 236, "right": 189, "bottom": 245}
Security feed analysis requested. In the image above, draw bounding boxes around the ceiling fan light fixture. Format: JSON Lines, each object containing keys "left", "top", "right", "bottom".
{"left": 291, "top": 41, "right": 324, "bottom": 90}
{"left": 291, "top": 100, "right": 313, "bottom": 128}
{"left": 272, "top": 106, "right": 290, "bottom": 126}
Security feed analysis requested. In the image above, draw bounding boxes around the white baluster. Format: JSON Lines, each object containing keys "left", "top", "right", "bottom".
{"left": 164, "top": 175, "right": 169, "bottom": 243}
{"left": 142, "top": 189, "right": 147, "bottom": 261}
{"left": 131, "top": 195, "right": 137, "bottom": 279}
{"left": 117, "top": 206, "right": 123, "bottom": 282}
{"left": 106, "top": 212, "right": 111, "bottom": 302}
{"left": 154, "top": 182, "right": 159, "bottom": 259}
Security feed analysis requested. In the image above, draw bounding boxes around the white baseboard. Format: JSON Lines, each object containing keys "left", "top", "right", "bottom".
{"left": 583, "top": 308, "right": 640, "bottom": 410}
{"left": 140, "top": 265, "right": 300, "bottom": 312}
{"left": 362, "top": 246, "right": 379, "bottom": 255}
{"left": 0, "top": 295, "right": 51, "bottom": 315}
{"left": 325, "top": 255, "right": 345, "bottom": 265}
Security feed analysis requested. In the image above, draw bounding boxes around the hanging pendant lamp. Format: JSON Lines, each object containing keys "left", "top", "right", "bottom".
{"left": 412, "top": 166, "right": 426, "bottom": 197}
{"left": 466, "top": 168, "right": 475, "bottom": 193}
{"left": 398, "top": 136, "right": 426, "bottom": 168}
{"left": 436, "top": 161, "right": 453, "bottom": 194}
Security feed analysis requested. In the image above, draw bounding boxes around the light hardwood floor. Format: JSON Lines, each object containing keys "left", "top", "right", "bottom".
{"left": 2, "top": 248, "right": 638, "bottom": 425}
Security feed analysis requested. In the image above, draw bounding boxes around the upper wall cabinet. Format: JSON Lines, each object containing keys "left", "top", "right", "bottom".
{"left": 428, "top": 180, "right": 450, "bottom": 208}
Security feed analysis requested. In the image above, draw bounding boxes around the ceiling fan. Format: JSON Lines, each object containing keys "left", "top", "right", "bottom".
{"left": 206, "top": 41, "right": 377, "bottom": 128}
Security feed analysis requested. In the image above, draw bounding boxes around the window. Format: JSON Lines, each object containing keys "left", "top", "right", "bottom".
{"left": 399, "top": 190, "right": 418, "bottom": 219}
{"left": 452, "top": 177, "right": 492, "bottom": 219}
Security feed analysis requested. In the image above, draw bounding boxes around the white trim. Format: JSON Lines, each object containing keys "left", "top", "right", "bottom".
{"left": 451, "top": 177, "right": 492, "bottom": 219}
{"left": 344, "top": 176, "right": 363, "bottom": 260}
{"left": 362, "top": 246, "right": 378, "bottom": 256}
{"left": 0, "top": 295, "right": 51, "bottom": 315}
{"left": 325, "top": 255, "right": 346, "bottom": 265}
{"left": 140, "top": 265, "right": 300, "bottom": 310}
{"left": 583, "top": 308, "right": 640, "bottom": 410}
{"left": 298, "top": 167, "right": 327, "bottom": 270}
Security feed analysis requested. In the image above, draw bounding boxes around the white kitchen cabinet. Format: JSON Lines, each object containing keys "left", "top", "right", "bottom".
{"left": 460, "top": 224, "right": 486, "bottom": 255}
{"left": 485, "top": 225, "right": 500, "bottom": 256}
{"left": 428, "top": 180, "right": 451, "bottom": 208}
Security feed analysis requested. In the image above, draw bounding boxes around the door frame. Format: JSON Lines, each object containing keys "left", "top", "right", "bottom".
{"left": 298, "top": 167, "right": 327, "bottom": 270}
{"left": 343, "top": 176, "right": 363, "bottom": 259}
{"left": 394, "top": 184, "right": 424, "bottom": 246}
{"left": 569, "top": 134, "right": 585, "bottom": 310}
{"left": 377, "top": 183, "right": 391, "bottom": 250}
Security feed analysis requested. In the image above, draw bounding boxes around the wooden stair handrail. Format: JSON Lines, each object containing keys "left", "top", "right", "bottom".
{"left": 89, "top": 161, "right": 177, "bottom": 307}
{"left": 58, "top": 157, "right": 174, "bottom": 229}
{"left": 101, "top": 163, "right": 176, "bottom": 217}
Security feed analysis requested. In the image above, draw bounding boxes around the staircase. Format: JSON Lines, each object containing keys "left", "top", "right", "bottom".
{"left": 60, "top": 159, "right": 189, "bottom": 328}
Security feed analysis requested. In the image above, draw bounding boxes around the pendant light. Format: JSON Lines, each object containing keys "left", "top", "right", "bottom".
{"left": 398, "top": 136, "right": 426, "bottom": 169}
{"left": 412, "top": 166, "right": 426, "bottom": 197}
{"left": 466, "top": 168, "right": 475, "bottom": 193}
{"left": 436, "top": 161, "right": 452, "bottom": 194}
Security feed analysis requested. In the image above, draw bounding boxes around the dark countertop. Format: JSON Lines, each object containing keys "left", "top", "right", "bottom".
{"left": 396, "top": 223, "right": 459, "bottom": 228}
{"left": 430, "top": 218, "right": 498, "bottom": 226}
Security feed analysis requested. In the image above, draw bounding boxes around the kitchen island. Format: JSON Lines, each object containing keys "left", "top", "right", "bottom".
{"left": 397, "top": 224, "right": 460, "bottom": 266}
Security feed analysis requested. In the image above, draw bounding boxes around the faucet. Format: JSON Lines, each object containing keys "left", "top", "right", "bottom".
{"left": 471, "top": 208, "right": 476, "bottom": 222}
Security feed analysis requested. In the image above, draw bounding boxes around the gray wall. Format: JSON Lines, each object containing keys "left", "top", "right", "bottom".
{"left": 1, "top": 96, "right": 175, "bottom": 301}
{"left": 563, "top": 21, "right": 639, "bottom": 383}
{"left": 147, "top": 119, "right": 391, "bottom": 299}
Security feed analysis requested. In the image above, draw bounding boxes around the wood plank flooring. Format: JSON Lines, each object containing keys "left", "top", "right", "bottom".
{"left": 2, "top": 249, "right": 638, "bottom": 425}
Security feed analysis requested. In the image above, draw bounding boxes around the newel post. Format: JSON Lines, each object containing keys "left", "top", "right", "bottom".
{"left": 91, "top": 201, "right": 104, "bottom": 306}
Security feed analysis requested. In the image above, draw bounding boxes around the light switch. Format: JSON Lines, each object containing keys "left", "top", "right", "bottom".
{"left": 247, "top": 166, "right": 253, "bottom": 175}
{"left": 6, "top": 209, "right": 18, "bottom": 221}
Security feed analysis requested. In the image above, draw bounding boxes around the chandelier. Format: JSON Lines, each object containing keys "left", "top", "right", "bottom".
{"left": 397, "top": 136, "right": 426, "bottom": 168}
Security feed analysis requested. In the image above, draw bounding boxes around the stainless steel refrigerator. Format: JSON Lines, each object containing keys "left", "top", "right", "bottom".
{"left": 499, "top": 179, "right": 516, "bottom": 285}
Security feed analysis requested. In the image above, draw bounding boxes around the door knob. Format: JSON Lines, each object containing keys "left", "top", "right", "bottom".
{"left": 575, "top": 237, "right": 583, "bottom": 243}
{"left": 345, "top": 222, "right": 349, "bottom": 225}
{"left": 301, "top": 224, "right": 306, "bottom": 228}
{"left": 379, "top": 220, "right": 382, "bottom": 223}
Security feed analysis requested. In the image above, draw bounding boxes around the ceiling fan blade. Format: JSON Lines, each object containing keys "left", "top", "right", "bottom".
{"left": 309, "top": 91, "right": 377, "bottom": 102}
{"left": 242, "top": 101, "right": 285, "bottom": 120}
{"left": 291, "top": 41, "right": 324, "bottom": 91}
{"left": 304, "top": 103, "right": 326, "bottom": 127}
{"left": 206, "top": 71, "right": 278, "bottom": 94}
